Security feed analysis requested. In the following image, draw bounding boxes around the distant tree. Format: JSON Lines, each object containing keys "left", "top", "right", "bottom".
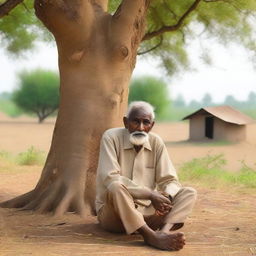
{"left": 188, "top": 99, "right": 200, "bottom": 109}
{"left": 13, "top": 69, "right": 59, "bottom": 123}
{"left": 224, "top": 95, "right": 238, "bottom": 107}
{"left": 173, "top": 94, "right": 186, "bottom": 108}
{"left": 201, "top": 93, "right": 213, "bottom": 107}
{"left": 0, "top": 92, "right": 12, "bottom": 100}
{"left": 129, "top": 76, "right": 171, "bottom": 119}
{"left": 247, "top": 92, "right": 256, "bottom": 106}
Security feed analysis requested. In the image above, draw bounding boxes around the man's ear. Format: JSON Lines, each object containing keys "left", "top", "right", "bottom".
{"left": 149, "top": 121, "right": 155, "bottom": 131}
{"left": 123, "top": 117, "right": 128, "bottom": 129}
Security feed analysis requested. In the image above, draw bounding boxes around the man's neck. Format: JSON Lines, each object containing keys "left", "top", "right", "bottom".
{"left": 134, "top": 145, "right": 143, "bottom": 153}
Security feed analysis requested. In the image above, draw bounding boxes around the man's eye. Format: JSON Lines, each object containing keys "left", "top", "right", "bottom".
{"left": 143, "top": 121, "right": 151, "bottom": 125}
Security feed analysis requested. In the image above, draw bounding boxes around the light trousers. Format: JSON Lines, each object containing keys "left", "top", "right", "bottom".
{"left": 97, "top": 181, "right": 197, "bottom": 234}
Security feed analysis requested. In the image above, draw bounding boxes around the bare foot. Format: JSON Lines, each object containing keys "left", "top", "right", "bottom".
{"left": 144, "top": 231, "right": 185, "bottom": 251}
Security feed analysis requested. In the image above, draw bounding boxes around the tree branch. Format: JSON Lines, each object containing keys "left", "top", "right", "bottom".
{"left": 143, "top": 0, "right": 202, "bottom": 41}
{"left": 111, "top": 0, "right": 150, "bottom": 46}
{"left": 113, "top": 0, "right": 150, "bottom": 26}
{"left": 34, "top": 0, "right": 95, "bottom": 45}
{"left": 0, "top": 0, "right": 23, "bottom": 18}
{"left": 137, "top": 36, "right": 163, "bottom": 55}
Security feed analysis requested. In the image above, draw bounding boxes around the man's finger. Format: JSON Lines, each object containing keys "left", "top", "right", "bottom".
{"left": 155, "top": 210, "right": 165, "bottom": 216}
{"left": 162, "top": 196, "right": 172, "bottom": 204}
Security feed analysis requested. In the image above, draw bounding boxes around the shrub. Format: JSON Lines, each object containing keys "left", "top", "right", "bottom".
{"left": 179, "top": 154, "right": 256, "bottom": 189}
{"left": 16, "top": 146, "right": 45, "bottom": 166}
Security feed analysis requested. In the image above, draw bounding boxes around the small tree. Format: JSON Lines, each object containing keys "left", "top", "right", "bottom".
{"left": 129, "top": 76, "right": 171, "bottom": 120}
{"left": 247, "top": 92, "right": 256, "bottom": 107}
{"left": 13, "top": 69, "right": 59, "bottom": 123}
{"left": 224, "top": 95, "right": 239, "bottom": 108}
{"left": 173, "top": 94, "right": 186, "bottom": 108}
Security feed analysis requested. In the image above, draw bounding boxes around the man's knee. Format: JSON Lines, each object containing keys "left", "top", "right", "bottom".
{"left": 182, "top": 187, "right": 197, "bottom": 200}
{"left": 107, "top": 181, "right": 126, "bottom": 195}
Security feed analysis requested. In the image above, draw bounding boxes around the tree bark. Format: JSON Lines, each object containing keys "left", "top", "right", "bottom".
{"left": 0, "top": 0, "right": 150, "bottom": 217}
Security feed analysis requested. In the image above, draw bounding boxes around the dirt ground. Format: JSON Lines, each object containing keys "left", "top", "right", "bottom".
{"left": 0, "top": 113, "right": 256, "bottom": 256}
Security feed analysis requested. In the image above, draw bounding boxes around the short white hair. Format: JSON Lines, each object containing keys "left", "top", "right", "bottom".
{"left": 126, "top": 101, "right": 155, "bottom": 120}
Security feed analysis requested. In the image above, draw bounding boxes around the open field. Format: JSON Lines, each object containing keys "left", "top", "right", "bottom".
{"left": 0, "top": 113, "right": 256, "bottom": 256}
{"left": 1, "top": 112, "right": 255, "bottom": 171}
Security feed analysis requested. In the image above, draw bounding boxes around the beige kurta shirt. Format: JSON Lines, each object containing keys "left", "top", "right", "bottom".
{"left": 95, "top": 127, "right": 181, "bottom": 213}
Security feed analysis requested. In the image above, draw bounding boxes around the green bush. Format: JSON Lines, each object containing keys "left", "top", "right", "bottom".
{"left": 0, "top": 150, "right": 12, "bottom": 161}
{"left": 0, "top": 99, "right": 23, "bottom": 117}
{"left": 236, "top": 162, "right": 256, "bottom": 188}
{"left": 179, "top": 154, "right": 256, "bottom": 189}
{"left": 16, "top": 146, "right": 45, "bottom": 166}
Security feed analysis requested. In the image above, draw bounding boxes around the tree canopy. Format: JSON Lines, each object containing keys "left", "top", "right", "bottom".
{"left": 1, "top": 0, "right": 256, "bottom": 72}
{"left": 13, "top": 69, "right": 59, "bottom": 122}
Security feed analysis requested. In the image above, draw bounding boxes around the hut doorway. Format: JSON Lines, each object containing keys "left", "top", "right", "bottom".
{"left": 205, "top": 116, "right": 214, "bottom": 139}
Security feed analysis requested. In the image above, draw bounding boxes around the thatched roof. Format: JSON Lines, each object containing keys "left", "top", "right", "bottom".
{"left": 182, "top": 105, "right": 254, "bottom": 125}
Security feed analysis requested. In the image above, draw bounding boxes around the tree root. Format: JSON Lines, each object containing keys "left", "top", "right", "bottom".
{"left": 0, "top": 179, "right": 91, "bottom": 218}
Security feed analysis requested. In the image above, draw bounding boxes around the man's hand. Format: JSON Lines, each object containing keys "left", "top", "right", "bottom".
{"left": 150, "top": 191, "right": 172, "bottom": 216}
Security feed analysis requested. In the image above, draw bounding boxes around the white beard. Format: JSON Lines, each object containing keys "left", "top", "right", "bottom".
{"left": 129, "top": 131, "right": 149, "bottom": 146}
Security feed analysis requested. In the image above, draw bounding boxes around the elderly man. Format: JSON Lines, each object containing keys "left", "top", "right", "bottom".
{"left": 96, "top": 101, "right": 197, "bottom": 251}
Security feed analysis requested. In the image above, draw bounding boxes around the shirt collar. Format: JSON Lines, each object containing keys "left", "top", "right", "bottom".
{"left": 123, "top": 128, "right": 152, "bottom": 151}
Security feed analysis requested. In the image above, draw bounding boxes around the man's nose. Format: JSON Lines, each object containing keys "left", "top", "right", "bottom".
{"left": 137, "top": 122, "right": 145, "bottom": 131}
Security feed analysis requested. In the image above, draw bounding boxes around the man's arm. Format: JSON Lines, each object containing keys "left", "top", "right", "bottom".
{"left": 155, "top": 141, "right": 181, "bottom": 199}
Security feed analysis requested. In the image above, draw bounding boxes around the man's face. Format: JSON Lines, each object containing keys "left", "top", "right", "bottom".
{"left": 123, "top": 108, "right": 155, "bottom": 134}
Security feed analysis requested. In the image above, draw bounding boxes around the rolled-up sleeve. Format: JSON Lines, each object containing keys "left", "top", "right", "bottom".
{"left": 97, "top": 133, "right": 122, "bottom": 188}
{"left": 155, "top": 143, "right": 181, "bottom": 199}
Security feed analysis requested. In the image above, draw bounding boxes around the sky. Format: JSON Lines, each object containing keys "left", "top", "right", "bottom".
{"left": 1, "top": 39, "right": 256, "bottom": 104}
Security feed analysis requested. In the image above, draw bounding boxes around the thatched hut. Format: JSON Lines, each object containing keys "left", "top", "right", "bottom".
{"left": 182, "top": 105, "right": 254, "bottom": 142}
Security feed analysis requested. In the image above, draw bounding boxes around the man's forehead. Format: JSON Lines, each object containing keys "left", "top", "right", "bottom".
{"left": 128, "top": 108, "right": 152, "bottom": 120}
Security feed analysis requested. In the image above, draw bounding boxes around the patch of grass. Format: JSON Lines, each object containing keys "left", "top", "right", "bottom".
{"left": 0, "top": 150, "right": 11, "bottom": 160}
{"left": 235, "top": 161, "right": 256, "bottom": 188}
{"left": 0, "top": 147, "right": 46, "bottom": 168}
{"left": 179, "top": 154, "right": 256, "bottom": 189}
{"left": 16, "top": 147, "right": 45, "bottom": 166}
{"left": 0, "top": 99, "right": 23, "bottom": 117}
{"left": 190, "top": 140, "right": 236, "bottom": 146}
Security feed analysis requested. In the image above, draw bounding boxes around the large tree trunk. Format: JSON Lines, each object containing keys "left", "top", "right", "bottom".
{"left": 0, "top": 0, "right": 150, "bottom": 217}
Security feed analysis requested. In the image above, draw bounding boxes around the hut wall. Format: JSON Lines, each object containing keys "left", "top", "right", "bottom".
{"left": 189, "top": 116, "right": 246, "bottom": 142}
{"left": 189, "top": 115, "right": 205, "bottom": 140}
{"left": 213, "top": 118, "right": 226, "bottom": 140}
{"left": 214, "top": 118, "right": 245, "bottom": 141}
{"left": 224, "top": 123, "right": 246, "bottom": 142}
